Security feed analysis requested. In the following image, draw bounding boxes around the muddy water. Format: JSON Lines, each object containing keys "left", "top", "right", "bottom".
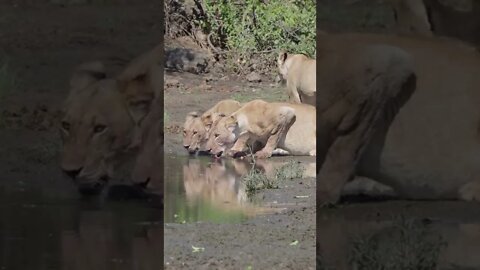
{"left": 164, "top": 155, "right": 316, "bottom": 224}
{"left": 0, "top": 185, "right": 162, "bottom": 269}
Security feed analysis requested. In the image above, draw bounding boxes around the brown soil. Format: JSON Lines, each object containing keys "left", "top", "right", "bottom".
{"left": 163, "top": 36, "right": 316, "bottom": 268}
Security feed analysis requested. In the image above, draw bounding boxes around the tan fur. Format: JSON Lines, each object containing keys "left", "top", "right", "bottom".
{"left": 59, "top": 44, "right": 161, "bottom": 193}
{"left": 277, "top": 51, "right": 316, "bottom": 106}
{"left": 206, "top": 99, "right": 316, "bottom": 159}
{"left": 131, "top": 97, "right": 163, "bottom": 194}
{"left": 316, "top": 32, "right": 480, "bottom": 204}
{"left": 183, "top": 99, "right": 241, "bottom": 153}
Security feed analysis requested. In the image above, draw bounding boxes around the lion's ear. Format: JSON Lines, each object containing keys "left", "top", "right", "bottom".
{"left": 211, "top": 112, "right": 226, "bottom": 124}
{"left": 69, "top": 61, "right": 106, "bottom": 91}
{"left": 117, "top": 45, "right": 161, "bottom": 126}
{"left": 201, "top": 114, "right": 212, "bottom": 128}
{"left": 225, "top": 115, "right": 237, "bottom": 131}
{"left": 277, "top": 51, "right": 288, "bottom": 65}
{"left": 185, "top": 111, "right": 199, "bottom": 123}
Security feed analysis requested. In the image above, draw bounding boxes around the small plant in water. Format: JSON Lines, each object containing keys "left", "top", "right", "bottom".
{"left": 244, "top": 154, "right": 305, "bottom": 198}
{"left": 348, "top": 216, "right": 447, "bottom": 270}
{"left": 274, "top": 160, "right": 305, "bottom": 181}
{"left": 244, "top": 168, "right": 273, "bottom": 198}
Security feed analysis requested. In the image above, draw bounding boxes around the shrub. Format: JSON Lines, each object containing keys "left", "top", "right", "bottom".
{"left": 348, "top": 217, "right": 447, "bottom": 270}
{"left": 197, "top": 0, "right": 316, "bottom": 74}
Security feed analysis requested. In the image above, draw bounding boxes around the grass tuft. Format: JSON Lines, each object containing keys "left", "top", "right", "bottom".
{"left": 244, "top": 159, "right": 305, "bottom": 198}
{"left": 348, "top": 216, "right": 447, "bottom": 270}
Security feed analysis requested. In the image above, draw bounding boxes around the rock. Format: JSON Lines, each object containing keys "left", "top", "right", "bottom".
{"left": 246, "top": 71, "right": 262, "bottom": 83}
{"left": 165, "top": 78, "right": 180, "bottom": 88}
{"left": 165, "top": 47, "right": 211, "bottom": 74}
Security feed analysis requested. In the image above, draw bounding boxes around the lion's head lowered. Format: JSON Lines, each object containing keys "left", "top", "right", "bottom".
{"left": 59, "top": 46, "right": 161, "bottom": 195}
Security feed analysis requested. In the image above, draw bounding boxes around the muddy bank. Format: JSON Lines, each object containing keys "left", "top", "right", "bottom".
{"left": 163, "top": 155, "right": 316, "bottom": 270}
{"left": 163, "top": 36, "right": 315, "bottom": 267}
{"left": 318, "top": 200, "right": 480, "bottom": 269}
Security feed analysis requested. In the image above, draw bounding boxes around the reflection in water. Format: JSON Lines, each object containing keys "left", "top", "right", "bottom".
{"left": 164, "top": 155, "right": 316, "bottom": 223}
{"left": 318, "top": 210, "right": 480, "bottom": 270}
{"left": 0, "top": 188, "right": 162, "bottom": 270}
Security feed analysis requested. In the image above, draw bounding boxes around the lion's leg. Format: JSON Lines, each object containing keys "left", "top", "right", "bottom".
{"left": 317, "top": 127, "right": 365, "bottom": 205}
{"left": 318, "top": 95, "right": 400, "bottom": 204}
{"left": 228, "top": 133, "right": 251, "bottom": 158}
{"left": 318, "top": 66, "right": 416, "bottom": 205}
{"left": 287, "top": 81, "right": 302, "bottom": 104}
{"left": 342, "top": 176, "right": 397, "bottom": 198}
{"left": 272, "top": 148, "right": 290, "bottom": 156}
{"left": 254, "top": 107, "right": 296, "bottom": 159}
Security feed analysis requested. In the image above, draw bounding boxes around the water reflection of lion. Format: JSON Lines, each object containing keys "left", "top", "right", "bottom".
{"left": 181, "top": 158, "right": 317, "bottom": 216}
{"left": 182, "top": 159, "right": 248, "bottom": 209}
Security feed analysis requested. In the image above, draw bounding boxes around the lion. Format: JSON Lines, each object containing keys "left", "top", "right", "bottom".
{"left": 59, "top": 44, "right": 161, "bottom": 195}
{"left": 183, "top": 99, "right": 241, "bottom": 154}
{"left": 316, "top": 32, "right": 480, "bottom": 204}
{"left": 205, "top": 99, "right": 316, "bottom": 159}
{"left": 277, "top": 51, "right": 316, "bottom": 106}
{"left": 130, "top": 97, "right": 163, "bottom": 197}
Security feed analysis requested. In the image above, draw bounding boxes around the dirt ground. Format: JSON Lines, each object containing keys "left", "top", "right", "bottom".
{"left": 163, "top": 160, "right": 316, "bottom": 269}
{"left": 4, "top": 0, "right": 480, "bottom": 269}
{"left": 163, "top": 36, "right": 316, "bottom": 268}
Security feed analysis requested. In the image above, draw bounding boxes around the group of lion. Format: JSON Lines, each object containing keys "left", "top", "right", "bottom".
{"left": 58, "top": 25, "right": 480, "bottom": 204}
{"left": 182, "top": 52, "right": 317, "bottom": 160}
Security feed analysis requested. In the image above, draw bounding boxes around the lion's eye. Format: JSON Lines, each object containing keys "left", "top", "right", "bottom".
{"left": 94, "top": 124, "right": 106, "bottom": 133}
{"left": 193, "top": 131, "right": 197, "bottom": 135}
{"left": 183, "top": 130, "right": 187, "bottom": 135}
{"left": 61, "top": 121, "right": 70, "bottom": 132}
{"left": 214, "top": 133, "right": 219, "bottom": 138}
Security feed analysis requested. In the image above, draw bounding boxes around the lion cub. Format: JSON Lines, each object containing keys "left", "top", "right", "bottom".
{"left": 277, "top": 51, "right": 316, "bottom": 106}
{"left": 183, "top": 99, "right": 241, "bottom": 154}
{"left": 206, "top": 99, "right": 316, "bottom": 159}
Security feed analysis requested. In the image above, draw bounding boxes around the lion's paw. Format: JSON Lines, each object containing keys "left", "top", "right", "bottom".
{"left": 254, "top": 150, "right": 272, "bottom": 159}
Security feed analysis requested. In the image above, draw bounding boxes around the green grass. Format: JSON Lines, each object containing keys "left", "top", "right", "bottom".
{"left": 244, "top": 168, "right": 274, "bottom": 198}
{"left": 274, "top": 160, "right": 305, "bottom": 180}
{"left": 244, "top": 160, "right": 305, "bottom": 198}
{"left": 348, "top": 216, "right": 447, "bottom": 270}
{"left": 230, "top": 87, "right": 287, "bottom": 104}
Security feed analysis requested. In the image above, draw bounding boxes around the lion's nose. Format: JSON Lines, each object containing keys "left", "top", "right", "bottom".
{"left": 63, "top": 168, "right": 82, "bottom": 178}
